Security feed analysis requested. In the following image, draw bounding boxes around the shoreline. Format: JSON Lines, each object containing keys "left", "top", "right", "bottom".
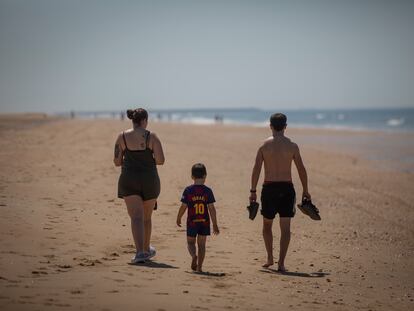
{"left": 1, "top": 112, "right": 412, "bottom": 134}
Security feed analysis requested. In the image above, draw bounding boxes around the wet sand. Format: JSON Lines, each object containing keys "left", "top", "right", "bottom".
{"left": 0, "top": 115, "right": 413, "bottom": 310}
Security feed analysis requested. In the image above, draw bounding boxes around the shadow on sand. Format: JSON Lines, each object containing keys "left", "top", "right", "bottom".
{"left": 185, "top": 271, "right": 226, "bottom": 277}
{"left": 128, "top": 260, "right": 178, "bottom": 269}
{"left": 260, "top": 268, "right": 329, "bottom": 278}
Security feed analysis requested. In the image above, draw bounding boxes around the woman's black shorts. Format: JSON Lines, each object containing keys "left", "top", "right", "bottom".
{"left": 261, "top": 182, "right": 296, "bottom": 219}
{"left": 118, "top": 170, "right": 160, "bottom": 201}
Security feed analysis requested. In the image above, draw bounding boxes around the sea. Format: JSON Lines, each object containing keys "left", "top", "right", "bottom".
{"left": 68, "top": 108, "right": 414, "bottom": 132}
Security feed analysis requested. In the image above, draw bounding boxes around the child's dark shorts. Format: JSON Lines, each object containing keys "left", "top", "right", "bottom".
{"left": 261, "top": 181, "right": 296, "bottom": 219}
{"left": 187, "top": 221, "right": 210, "bottom": 237}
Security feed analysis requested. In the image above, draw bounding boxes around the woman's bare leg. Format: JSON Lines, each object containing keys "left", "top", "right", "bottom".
{"left": 124, "top": 195, "right": 144, "bottom": 253}
{"left": 143, "top": 199, "right": 156, "bottom": 252}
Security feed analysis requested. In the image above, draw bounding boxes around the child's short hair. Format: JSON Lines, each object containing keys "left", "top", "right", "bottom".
{"left": 191, "top": 163, "right": 207, "bottom": 179}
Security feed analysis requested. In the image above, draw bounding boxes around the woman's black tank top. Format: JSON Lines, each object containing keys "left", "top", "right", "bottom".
{"left": 122, "top": 130, "right": 156, "bottom": 172}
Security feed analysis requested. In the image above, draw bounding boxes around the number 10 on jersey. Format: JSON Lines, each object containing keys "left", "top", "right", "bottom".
{"left": 194, "top": 203, "right": 205, "bottom": 215}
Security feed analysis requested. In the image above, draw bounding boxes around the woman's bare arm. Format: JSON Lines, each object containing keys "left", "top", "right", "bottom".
{"left": 150, "top": 133, "right": 165, "bottom": 165}
{"left": 113, "top": 134, "right": 124, "bottom": 167}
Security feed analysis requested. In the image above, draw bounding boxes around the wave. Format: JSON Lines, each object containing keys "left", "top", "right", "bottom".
{"left": 386, "top": 118, "right": 404, "bottom": 127}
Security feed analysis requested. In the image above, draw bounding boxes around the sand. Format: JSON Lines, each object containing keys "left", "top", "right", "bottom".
{"left": 0, "top": 115, "right": 413, "bottom": 310}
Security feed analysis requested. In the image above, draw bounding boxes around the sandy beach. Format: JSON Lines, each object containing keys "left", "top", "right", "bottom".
{"left": 0, "top": 115, "right": 413, "bottom": 311}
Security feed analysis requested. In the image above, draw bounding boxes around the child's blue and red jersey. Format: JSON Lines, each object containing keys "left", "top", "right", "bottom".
{"left": 181, "top": 184, "right": 216, "bottom": 237}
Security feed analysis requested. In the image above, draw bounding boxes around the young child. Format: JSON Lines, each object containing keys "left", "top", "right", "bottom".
{"left": 176, "top": 163, "right": 219, "bottom": 272}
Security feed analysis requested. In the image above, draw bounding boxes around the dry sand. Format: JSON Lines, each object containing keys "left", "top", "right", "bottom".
{"left": 0, "top": 115, "right": 413, "bottom": 310}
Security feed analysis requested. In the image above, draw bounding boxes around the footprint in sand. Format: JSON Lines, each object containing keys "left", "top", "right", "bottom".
{"left": 102, "top": 252, "right": 120, "bottom": 261}
{"left": 73, "top": 257, "right": 102, "bottom": 266}
{"left": 213, "top": 282, "right": 230, "bottom": 289}
{"left": 122, "top": 249, "right": 135, "bottom": 254}
{"left": 32, "top": 270, "right": 48, "bottom": 275}
{"left": 190, "top": 306, "right": 209, "bottom": 310}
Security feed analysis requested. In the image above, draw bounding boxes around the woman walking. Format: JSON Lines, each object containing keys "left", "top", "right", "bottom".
{"left": 113, "top": 108, "right": 165, "bottom": 263}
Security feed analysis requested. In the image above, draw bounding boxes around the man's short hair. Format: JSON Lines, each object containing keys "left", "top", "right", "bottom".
{"left": 270, "top": 113, "right": 287, "bottom": 131}
{"left": 191, "top": 163, "right": 207, "bottom": 179}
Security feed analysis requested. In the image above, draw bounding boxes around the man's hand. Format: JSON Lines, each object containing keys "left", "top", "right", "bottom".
{"left": 213, "top": 224, "right": 220, "bottom": 235}
{"left": 176, "top": 218, "right": 182, "bottom": 227}
{"left": 302, "top": 191, "right": 311, "bottom": 200}
{"left": 249, "top": 192, "right": 257, "bottom": 203}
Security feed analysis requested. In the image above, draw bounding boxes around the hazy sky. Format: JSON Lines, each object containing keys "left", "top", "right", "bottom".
{"left": 1, "top": 0, "right": 413, "bottom": 113}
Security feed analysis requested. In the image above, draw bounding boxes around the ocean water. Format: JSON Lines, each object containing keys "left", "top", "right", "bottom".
{"left": 68, "top": 108, "right": 414, "bottom": 132}
{"left": 149, "top": 108, "right": 414, "bottom": 132}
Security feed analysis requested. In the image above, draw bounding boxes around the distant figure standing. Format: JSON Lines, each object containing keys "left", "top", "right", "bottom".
{"left": 113, "top": 108, "right": 165, "bottom": 263}
{"left": 249, "top": 113, "right": 310, "bottom": 271}
{"left": 214, "top": 114, "right": 223, "bottom": 124}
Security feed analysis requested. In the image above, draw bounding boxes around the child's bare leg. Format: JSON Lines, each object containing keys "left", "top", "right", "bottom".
{"left": 196, "top": 235, "right": 207, "bottom": 272}
{"left": 187, "top": 236, "right": 197, "bottom": 271}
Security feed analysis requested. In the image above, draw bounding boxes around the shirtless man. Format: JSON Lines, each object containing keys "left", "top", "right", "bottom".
{"left": 250, "top": 113, "right": 311, "bottom": 271}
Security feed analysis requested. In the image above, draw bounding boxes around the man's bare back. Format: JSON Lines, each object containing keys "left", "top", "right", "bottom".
{"left": 260, "top": 134, "right": 298, "bottom": 182}
{"left": 251, "top": 132, "right": 309, "bottom": 201}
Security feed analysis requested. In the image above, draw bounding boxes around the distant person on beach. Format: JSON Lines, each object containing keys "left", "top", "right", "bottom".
{"left": 214, "top": 114, "right": 223, "bottom": 124}
{"left": 249, "top": 113, "right": 310, "bottom": 272}
{"left": 113, "top": 108, "right": 165, "bottom": 263}
{"left": 176, "top": 163, "right": 219, "bottom": 272}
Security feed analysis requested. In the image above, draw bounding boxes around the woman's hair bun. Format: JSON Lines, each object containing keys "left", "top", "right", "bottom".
{"left": 126, "top": 108, "right": 148, "bottom": 125}
{"left": 126, "top": 109, "right": 135, "bottom": 120}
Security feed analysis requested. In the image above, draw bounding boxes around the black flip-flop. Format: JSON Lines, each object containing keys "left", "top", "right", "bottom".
{"left": 297, "top": 198, "right": 321, "bottom": 220}
{"left": 247, "top": 201, "right": 259, "bottom": 220}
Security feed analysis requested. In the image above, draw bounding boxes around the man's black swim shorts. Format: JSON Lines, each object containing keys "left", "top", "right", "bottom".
{"left": 261, "top": 181, "right": 296, "bottom": 219}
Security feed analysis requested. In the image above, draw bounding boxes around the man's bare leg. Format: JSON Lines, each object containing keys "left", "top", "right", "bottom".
{"left": 262, "top": 217, "right": 274, "bottom": 268}
{"left": 187, "top": 236, "right": 197, "bottom": 271}
{"left": 196, "top": 235, "right": 207, "bottom": 272}
{"left": 278, "top": 217, "right": 291, "bottom": 271}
